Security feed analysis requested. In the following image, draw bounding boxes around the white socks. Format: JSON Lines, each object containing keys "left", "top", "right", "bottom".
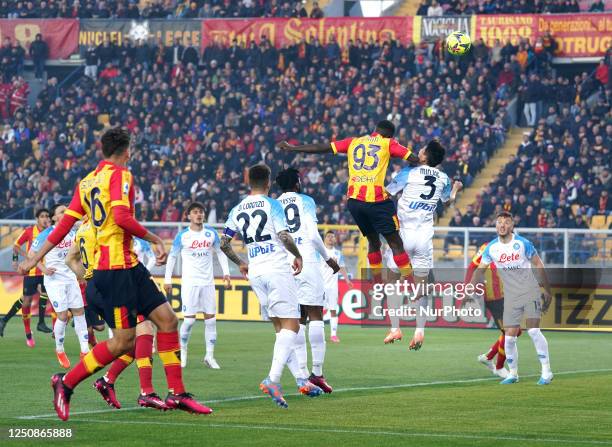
{"left": 309, "top": 321, "right": 326, "bottom": 376}
{"left": 295, "top": 324, "right": 309, "bottom": 378}
{"left": 269, "top": 329, "right": 297, "bottom": 383}
{"left": 73, "top": 313, "right": 90, "bottom": 354}
{"left": 415, "top": 296, "right": 428, "bottom": 331}
{"left": 54, "top": 318, "right": 67, "bottom": 352}
{"left": 388, "top": 293, "right": 402, "bottom": 329}
{"left": 528, "top": 328, "right": 552, "bottom": 377}
{"left": 283, "top": 334, "right": 305, "bottom": 380}
{"left": 180, "top": 317, "right": 196, "bottom": 351}
{"left": 504, "top": 335, "right": 518, "bottom": 376}
{"left": 330, "top": 316, "right": 338, "bottom": 337}
{"left": 204, "top": 317, "right": 217, "bottom": 357}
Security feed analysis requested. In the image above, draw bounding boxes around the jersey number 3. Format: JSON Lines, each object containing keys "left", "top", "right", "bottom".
{"left": 420, "top": 175, "right": 437, "bottom": 200}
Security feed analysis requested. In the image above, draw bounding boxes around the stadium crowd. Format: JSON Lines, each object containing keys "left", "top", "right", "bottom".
{"left": 416, "top": 0, "right": 607, "bottom": 15}
{"left": 0, "top": 0, "right": 325, "bottom": 19}
{"left": 1, "top": 34, "right": 519, "bottom": 224}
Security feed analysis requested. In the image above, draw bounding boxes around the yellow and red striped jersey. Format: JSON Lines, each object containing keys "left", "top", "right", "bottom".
{"left": 15, "top": 225, "right": 44, "bottom": 276}
{"left": 465, "top": 242, "right": 503, "bottom": 301}
{"left": 65, "top": 160, "right": 138, "bottom": 270}
{"left": 75, "top": 219, "right": 97, "bottom": 280}
{"left": 331, "top": 133, "right": 412, "bottom": 203}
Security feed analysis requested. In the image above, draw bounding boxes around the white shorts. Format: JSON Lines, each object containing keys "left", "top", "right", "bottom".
{"left": 295, "top": 262, "right": 325, "bottom": 306}
{"left": 323, "top": 282, "right": 339, "bottom": 312}
{"left": 250, "top": 272, "right": 300, "bottom": 319}
{"left": 45, "top": 280, "right": 84, "bottom": 313}
{"left": 503, "top": 293, "right": 542, "bottom": 327}
{"left": 181, "top": 284, "right": 216, "bottom": 316}
{"left": 399, "top": 226, "right": 434, "bottom": 276}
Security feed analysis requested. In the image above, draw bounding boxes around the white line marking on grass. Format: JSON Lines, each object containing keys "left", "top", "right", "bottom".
{"left": 17, "top": 418, "right": 612, "bottom": 446}
{"left": 17, "top": 368, "right": 612, "bottom": 421}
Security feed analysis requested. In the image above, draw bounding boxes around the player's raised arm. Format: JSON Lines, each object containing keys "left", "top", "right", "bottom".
{"left": 531, "top": 253, "right": 552, "bottom": 312}
{"left": 443, "top": 179, "right": 463, "bottom": 208}
{"left": 65, "top": 242, "right": 86, "bottom": 281}
{"left": 278, "top": 141, "right": 333, "bottom": 154}
{"left": 18, "top": 186, "right": 83, "bottom": 274}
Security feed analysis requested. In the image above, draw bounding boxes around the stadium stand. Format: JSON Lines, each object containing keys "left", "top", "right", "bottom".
{"left": 414, "top": 0, "right": 611, "bottom": 15}
{"left": 0, "top": 1, "right": 321, "bottom": 19}
{"left": 0, "top": 35, "right": 513, "bottom": 226}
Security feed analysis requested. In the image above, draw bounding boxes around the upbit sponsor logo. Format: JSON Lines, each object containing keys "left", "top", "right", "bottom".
{"left": 249, "top": 244, "right": 277, "bottom": 257}
{"left": 407, "top": 201, "right": 437, "bottom": 212}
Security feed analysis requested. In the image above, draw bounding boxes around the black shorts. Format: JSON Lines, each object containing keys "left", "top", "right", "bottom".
{"left": 485, "top": 299, "right": 504, "bottom": 330}
{"left": 84, "top": 281, "right": 105, "bottom": 328}
{"left": 347, "top": 198, "right": 399, "bottom": 237}
{"left": 90, "top": 263, "right": 167, "bottom": 329}
{"left": 23, "top": 275, "right": 45, "bottom": 296}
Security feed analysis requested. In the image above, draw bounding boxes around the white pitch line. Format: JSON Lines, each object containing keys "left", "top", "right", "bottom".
{"left": 17, "top": 418, "right": 612, "bottom": 446}
{"left": 17, "top": 368, "right": 612, "bottom": 421}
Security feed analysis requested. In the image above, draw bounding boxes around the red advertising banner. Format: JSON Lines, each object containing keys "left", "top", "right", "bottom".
{"left": 474, "top": 13, "right": 612, "bottom": 58}
{"left": 0, "top": 19, "right": 79, "bottom": 60}
{"left": 201, "top": 17, "right": 413, "bottom": 49}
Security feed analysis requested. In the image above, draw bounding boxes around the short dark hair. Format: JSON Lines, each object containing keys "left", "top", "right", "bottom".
{"left": 275, "top": 168, "right": 300, "bottom": 192}
{"left": 375, "top": 120, "right": 395, "bottom": 138}
{"left": 325, "top": 230, "right": 335, "bottom": 237}
{"left": 425, "top": 140, "right": 445, "bottom": 167}
{"left": 35, "top": 208, "right": 50, "bottom": 218}
{"left": 101, "top": 127, "right": 130, "bottom": 158}
{"left": 248, "top": 164, "right": 271, "bottom": 189}
{"left": 496, "top": 211, "right": 513, "bottom": 220}
{"left": 49, "top": 203, "right": 64, "bottom": 218}
{"left": 186, "top": 202, "right": 205, "bottom": 215}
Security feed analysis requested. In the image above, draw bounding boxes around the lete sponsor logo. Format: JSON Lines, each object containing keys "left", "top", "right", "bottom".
{"left": 190, "top": 240, "right": 212, "bottom": 249}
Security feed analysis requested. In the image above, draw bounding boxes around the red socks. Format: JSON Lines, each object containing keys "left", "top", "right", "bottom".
{"left": 135, "top": 334, "right": 155, "bottom": 395}
{"left": 156, "top": 331, "right": 185, "bottom": 395}
{"left": 367, "top": 251, "right": 383, "bottom": 281}
{"left": 22, "top": 305, "right": 31, "bottom": 336}
{"left": 486, "top": 338, "right": 500, "bottom": 361}
{"left": 393, "top": 252, "right": 414, "bottom": 279}
{"left": 63, "top": 341, "right": 115, "bottom": 389}
{"left": 105, "top": 350, "right": 134, "bottom": 384}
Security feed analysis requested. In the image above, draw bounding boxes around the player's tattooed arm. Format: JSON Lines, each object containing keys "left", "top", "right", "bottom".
{"left": 278, "top": 141, "right": 333, "bottom": 154}
{"left": 220, "top": 235, "right": 245, "bottom": 266}
{"left": 278, "top": 230, "right": 303, "bottom": 275}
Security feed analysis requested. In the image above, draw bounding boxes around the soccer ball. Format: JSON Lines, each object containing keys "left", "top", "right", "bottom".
{"left": 446, "top": 31, "right": 471, "bottom": 56}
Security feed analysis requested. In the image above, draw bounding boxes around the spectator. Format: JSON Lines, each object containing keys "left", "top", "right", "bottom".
{"left": 310, "top": 1, "right": 324, "bottom": 18}
{"left": 427, "top": 0, "right": 444, "bottom": 16}
{"left": 29, "top": 33, "right": 48, "bottom": 80}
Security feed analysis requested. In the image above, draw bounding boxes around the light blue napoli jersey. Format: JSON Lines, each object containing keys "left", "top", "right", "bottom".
{"left": 481, "top": 234, "right": 540, "bottom": 298}
{"left": 224, "top": 194, "right": 292, "bottom": 278}
{"left": 277, "top": 192, "right": 321, "bottom": 263}
{"left": 321, "top": 246, "right": 345, "bottom": 288}
{"left": 133, "top": 237, "right": 154, "bottom": 269}
{"left": 32, "top": 225, "right": 78, "bottom": 284}
{"left": 387, "top": 165, "right": 451, "bottom": 229}
{"left": 166, "top": 226, "right": 228, "bottom": 285}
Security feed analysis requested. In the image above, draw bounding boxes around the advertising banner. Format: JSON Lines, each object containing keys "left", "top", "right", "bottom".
{"left": 413, "top": 15, "right": 473, "bottom": 43}
{"left": 201, "top": 17, "right": 413, "bottom": 49}
{"left": 474, "top": 13, "right": 612, "bottom": 58}
{"left": 0, "top": 19, "right": 79, "bottom": 59}
{"left": 79, "top": 19, "right": 202, "bottom": 49}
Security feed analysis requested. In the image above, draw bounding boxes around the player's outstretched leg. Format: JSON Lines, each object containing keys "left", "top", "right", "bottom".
{"left": 22, "top": 299, "right": 35, "bottom": 348}
{"left": 179, "top": 316, "right": 195, "bottom": 368}
{"left": 500, "top": 333, "right": 519, "bottom": 384}
{"left": 203, "top": 316, "right": 220, "bottom": 369}
{"left": 37, "top": 292, "right": 53, "bottom": 333}
{"left": 0, "top": 298, "right": 23, "bottom": 338}
{"left": 528, "top": 328, "right": 553, "bottom": 385}
{"left": 149, "top": 304, "right": 212, "bottom": 414}
{"left": 94, "top": 352, "right": 134, "bottom": 409}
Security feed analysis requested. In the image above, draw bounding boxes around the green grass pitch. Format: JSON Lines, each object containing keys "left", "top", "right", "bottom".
{"left": 0, "top": 321, "right": 611, "bottom": 446}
